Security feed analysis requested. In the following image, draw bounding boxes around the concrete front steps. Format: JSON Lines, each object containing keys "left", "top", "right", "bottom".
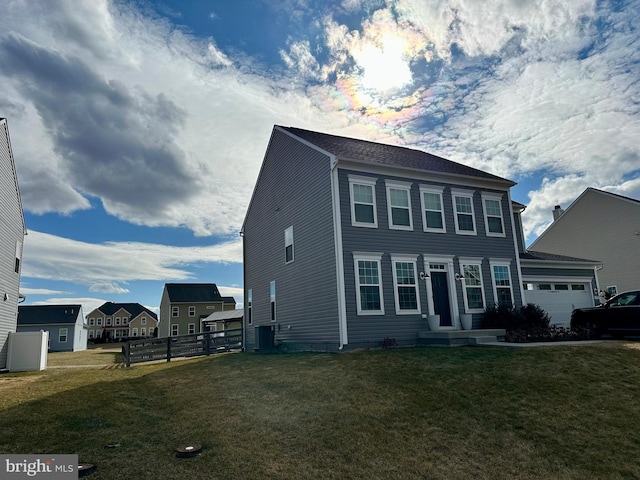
{"left": 417, "top": 329, "right": 506, "bottom": 346}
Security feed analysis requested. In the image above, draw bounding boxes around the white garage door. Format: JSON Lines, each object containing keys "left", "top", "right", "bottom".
{"left": 523, "top": 283, "right": 595, "bottom": 327}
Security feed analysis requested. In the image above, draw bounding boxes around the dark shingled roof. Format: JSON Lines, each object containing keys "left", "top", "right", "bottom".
{"left": 165, "top": 283, "right": 235, "bottom": 304}
{"left": 97, "top": 302, "right": 158, "bottom": 320}
{"left": 18, "top": 304, "right": 82, "bottom": 326}
{"left": 279, "top": 126, "right": 514, "bottom": 185}
{"left": 520, "top": 250, "right": 599, "bottom": 263}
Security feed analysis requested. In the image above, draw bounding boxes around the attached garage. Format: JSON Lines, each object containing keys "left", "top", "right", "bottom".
{"left": 519, "top": 250, "right": 601, "bottom": 329}
{"left": 523, "top": 282, "right": 595, "bottom": 327}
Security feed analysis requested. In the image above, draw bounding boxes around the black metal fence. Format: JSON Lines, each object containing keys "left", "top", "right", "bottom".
{"left": 122, "top": 328, "right": 242, "bottom": 367}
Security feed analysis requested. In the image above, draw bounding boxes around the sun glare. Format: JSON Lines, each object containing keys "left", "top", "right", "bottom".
{"left": 354, "top": 36, "right": 412, "bottom": 92}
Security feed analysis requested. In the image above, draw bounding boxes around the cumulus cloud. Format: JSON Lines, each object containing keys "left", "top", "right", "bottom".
{"left": 22, "top": 230, "right": 243, "bottom": 285}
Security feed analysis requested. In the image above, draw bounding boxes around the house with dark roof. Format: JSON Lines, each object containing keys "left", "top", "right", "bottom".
{"left": 529, "top": 188, "right": 639, "bottom": 297}
{"left": 242, "top": 126, "right": 602, "bottom": 351}
{"left": 17, "top": 305, "right": 87, "bottom": 352}
{"left": 0, "top": 118, "right": 27, "bottom": 368}
{"left": 85, "top": 302, "right": 158, "bottom": 341}
{"left": 159, "top": 283, "right": 236, "bottom": 337}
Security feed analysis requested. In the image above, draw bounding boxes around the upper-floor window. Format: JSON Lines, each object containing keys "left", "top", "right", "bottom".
{"left": 354, "top": 253, "right": 384, "bottom": 315}
{"left": 115, "top": 317, "right": 121, "bottom": 325}
{"left": 349, "top": 175, "right": 378, "bottom": 227}
{"left": 141, "top": 317, "right": 146, "bottom": 325}
{"left": 460, "top": 259, "right": 486, "bottom": 312}
{"left": 452, "top": 190, "right": 477, "bottom": 235}
{"left": 97, "top": 317, "right": 103, "bottom": 326}
{"left": 490, "top": 261, "right": 513, "bottom": 307}
{"left": 89, "top": 318, "right": 95, "bottom": 326}
{"left": 15, "top": 240, "right": 21, "bottom": 274}
{"left": 172, "top": 306, "right": 179, "bottom": 317}
{"left": 188, "top": 306, "right": 195, "bottom": 317}
{"left": 106, "top": 317, "right": 112, "bottom": 326}
{"left": 285, "top": 226, "right": 294, "bottom": 263}
{"left": 391, "top": 256, "right": 420, "bottom": 314}
{"left": 386, "top": 181, "right": 413, "bottom": 230}
{"left": 420, "top": 186, "right": 446, "bottom": 233}
{"left": 482, "top": 193, "right": 505, "bottom": 237}
{"left": 247, "top": 289, "right": 253, "bottom": 325}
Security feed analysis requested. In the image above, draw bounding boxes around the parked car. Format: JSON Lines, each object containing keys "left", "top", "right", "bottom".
{"left": 571, "top": 290, "right": 640, "bottom": 338}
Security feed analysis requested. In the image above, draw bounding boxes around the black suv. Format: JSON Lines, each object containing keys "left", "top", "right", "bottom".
{"left": 571, "top": 291, "right": 640, "bottom": 338}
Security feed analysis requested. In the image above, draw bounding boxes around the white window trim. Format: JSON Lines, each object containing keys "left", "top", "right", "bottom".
{"left": 419, "top": 185, "right": 446, "bottom": 233}
{"left": 188, "top": 323, "right": 196, "bottom": 334}
{"left": 422, "top": 255, "right": 460, "bottom": 326}
{"left": 391, "top": 255, "right": 421, "bottom": 315}
{"left": 482, "top": 193, "right": 506, "bottom": 238}
{"left": 285, "top": 225, "right": 294, "bottom": 264}
{"left": 452, "top": 189, "right": 477, "bottom": 236}
{"left": 247, "top": 289, "right": 253, "bottom": 325}
{"left": 385, "top": 180, "right": 413, "bottom": 231}
{"left": 353, "top": 253, "right": 385, "bottom": 315}
{"left": 459, "top": 257, "right": 486, "bottom": 313}
{"left": 489, "top": 259, "right": 514, "bottom": 307}
{"left": 171, "top": 306, "right": 179, "bottom": 317}
{"left": 132, "top": 328, "right": 138, "bottom": 337}
{"left": 141, "top": 317, "right": 146, "bottom": 325}
{"left": 89, "top": 318, "right": 95, "bottom": 326}
{"left": 171, "top": 324, "right": 179, "bottom": 336}
{"left": 59, "top": 328, "right": 68, "bottom": 343}
{"left": 348, "top": 175, "right": 378, "bottom": 228}
{"left": 188, "top": 306, "right": 195, "bottom": 317}
{"left": 141, "top": 327, "right": 146, "bottom": 336}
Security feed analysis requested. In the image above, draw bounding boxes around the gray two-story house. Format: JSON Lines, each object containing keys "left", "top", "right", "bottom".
{"left": 242, "top": 126, "right": 528, "bottom": 351}
{"left": 0, "top": 118, "right": 27, "bottom": 368}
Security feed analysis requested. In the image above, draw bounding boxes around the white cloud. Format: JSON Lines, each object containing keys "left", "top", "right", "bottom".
{"left": 21, "top": 230, "right": 243, "bottom": 285}
{"left": 89, "top": 281, "right": 130, "bottom": 294}
{"left": 20, "top": 287, "right": 71, "bottom": 296}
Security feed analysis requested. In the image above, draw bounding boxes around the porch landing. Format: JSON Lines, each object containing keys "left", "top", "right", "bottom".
{"left": 418, "top": 329, "right": 506, "bottom": 346}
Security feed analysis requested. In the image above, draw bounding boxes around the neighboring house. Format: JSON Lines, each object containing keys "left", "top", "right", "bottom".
{"left": 201, "top": 309, "right": 243, "bottom": 333}
{"left": 512, "top": 202, "right": 600, "bottom": 327}
{"left": 17, "top": 305, "right": 87, "bottom": 352}
{"left": 159, "top": 283, "right": 236, "bottom": 337}
{"left": 529, "top": 188, "right": 640, "bottom": 296}
{"left": 85, "top": 302, "right": 158, "bottom": 341}
{"left": 0, "top": 118, "right": 27, "bottom": 368}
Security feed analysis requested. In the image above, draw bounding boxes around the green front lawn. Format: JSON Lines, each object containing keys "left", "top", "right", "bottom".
{"left": 1, "top": 343, "right": 639, "bottom": 479}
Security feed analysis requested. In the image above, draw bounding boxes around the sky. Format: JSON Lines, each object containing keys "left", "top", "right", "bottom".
{"left": 1, "top": 0, "right": 639, "bottom": 317}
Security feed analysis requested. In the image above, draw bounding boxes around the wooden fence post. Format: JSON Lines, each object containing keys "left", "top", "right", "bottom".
{"left": 167, "top": 337, "right": 172, "bottom": 362}
{"left": 124, "top": 342, "right": 131, "bottom": 367}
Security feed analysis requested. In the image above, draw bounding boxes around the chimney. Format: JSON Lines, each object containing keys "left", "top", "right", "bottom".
{"left": 552, "top": 205, "right": 564, "bottom": 221}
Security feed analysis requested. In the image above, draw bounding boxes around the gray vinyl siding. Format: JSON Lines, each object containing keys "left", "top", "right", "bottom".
{"left": 339, "top": 169, "right": 522, "bottom": 346}
{"left": 243, "top": 129, "right": 340, "bottom": 351}
{"left": 0, "top": 119, "right": 24, "bottom": 368}
{"left": 513, "top": 212, "right": 526, "bottom": 253}
{"left": 521, "top": 266, "right": 597, "bottom": 281}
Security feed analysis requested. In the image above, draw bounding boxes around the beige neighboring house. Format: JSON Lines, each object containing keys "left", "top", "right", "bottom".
{"left": 85, "top": 302, "right": 158, "bottom": 341}
{"left": 0, "top": 118, "right": 27, "bottom": 369}
{"left": 159, "top": 283, "right": 236, "bottom": 337}
{"left": 529, "top": 188, "right": 640, "bottom": 296}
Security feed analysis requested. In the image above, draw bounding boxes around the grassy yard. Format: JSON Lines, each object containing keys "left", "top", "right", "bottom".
{"left": 2, "top": 343, "right": 640, "bottom": 479}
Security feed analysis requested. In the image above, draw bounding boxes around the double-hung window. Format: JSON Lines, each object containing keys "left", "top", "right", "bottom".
{"left": 490, "top": 261, "right": 513, "bottom": 307}
{"left": 171, "top": 324, "right": 179, "bottom": 336}
{"left": 420, "top": 186, "right": 446, "bottom": 232}
{"left": 285, "top": 226, "right": 294, "bottom": 263}
{"left": 188, "top": 323, "right": 196, "bottom": 334}
{"left": 459, "top": 259, "right": 486, "bottom": 312}
{"left": 482, "top": 193, "right": 505, "bottom": 237}
{"left": 59, "top": 328, "right": 68, "bottom": 343}
{"left": 247, "top": 289, "right": 253, "bottom": 325}
{"left": 391, "top": 256, "right": 420, "bottom": 314}
{"left": 172, "top": 306, "right": 179, "bottom": 317}
{"left": 452, "top": 190, "right": 476, "bottom": 235}
{"left": 188, "top": 306, "right": 195, "bottom": 317}
{"left": 386, "top": 181, "right": 412, "bottom": 230}
{"left": 270, "top": 281, "right": 276, "bottom": 322}
{"left": 354, "top": 254, "right": 384, "bottom": 315}
{"left": 349, "top": 175, "right": 378, "bottom": 227}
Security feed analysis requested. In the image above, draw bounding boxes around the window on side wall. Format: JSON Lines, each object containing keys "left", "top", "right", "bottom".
{"left": 490, "top": 262, "right": 513, "bottom": 307}
{"left": 386, "top": 181, "right": 413, "bottom": 230}
{"left": 270, "top": 281, "right": 276, "bottom": 322}
{"left": 354, "top": 254, "right": 384, "bottom": 315}
{"left": 59, "top": 328, "right": 68, "bottom": 343}
{"left": 349, "top": 175, "right": 378, "bottom": 227}
{"left": 172, "top": 306, "right": 179, "bottom": 317}
{"left": 247, "top": 289, "right": 253, "bottom": 325}
{"left": 452, "top": 190, "right": 477, "bottom": 235}
{"left": 460, "top": 260, "right": 485, "bottom": 312}
{"left": 482, "top": 193, "right": 505, "bottom": 237}
{"left": 285, "top": 226, "right": 294, "bottom": 263}
{"left": 391, "top": 256, "right": 420, "bottom": 314}
{"left": 420, "top": 186, "right": 446, "bottom": 233}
